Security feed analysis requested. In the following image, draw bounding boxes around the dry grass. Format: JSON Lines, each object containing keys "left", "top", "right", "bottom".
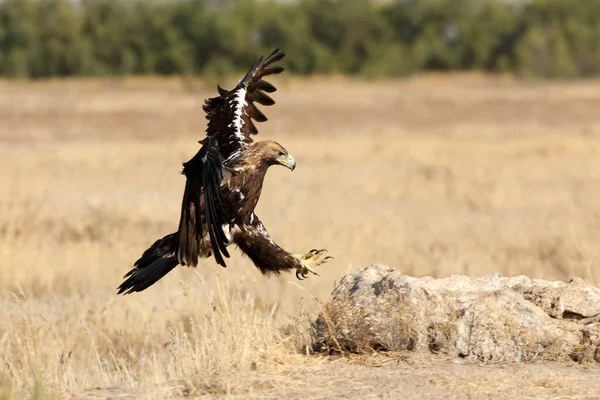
{"left": 2, "top": 74, "right": 600, "bottom": 398}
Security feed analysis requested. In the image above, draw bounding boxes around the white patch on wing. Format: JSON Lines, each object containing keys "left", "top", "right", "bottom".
{"left": 250, "top": 213, "right": 254, "bottom": 224}
{"left": 222, "top": 224, "right": 241, "bottom": 245}
{"left": 221, "top": 168, "right": 232, "bottom": 187}
{"left": 256, "top": 221, "right": 275, "bottom": 245}
{"left": 230, "top": 87, "right": 247, "bottom": 142}
{"left": 177, "top": 249, "right": 187, "bottom": 265}
{"left": 233, "top": 188, "right": 244, "bottom": 200}
{"left": 221, "top": 224, "right": 232, "bottom": 243}
{"left": 225, "top": 150, "right": 243, "bottom": 163}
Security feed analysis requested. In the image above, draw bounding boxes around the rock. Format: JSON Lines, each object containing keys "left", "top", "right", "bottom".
{"left": 313, "top": 265, "right": 600, "bottom": 363}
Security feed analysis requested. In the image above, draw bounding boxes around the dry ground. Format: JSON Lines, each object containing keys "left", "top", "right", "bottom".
{"left": 1, "top": 74, "right": 600, "bottom": 399}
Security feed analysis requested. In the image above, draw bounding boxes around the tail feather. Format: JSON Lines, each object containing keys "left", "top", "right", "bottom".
{"left": 118, "top": 233, "right": 179, "bottom": 295}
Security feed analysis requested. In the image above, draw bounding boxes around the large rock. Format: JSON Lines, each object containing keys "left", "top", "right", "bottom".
{"left": 313, "top": 265, "right": 600, "bottom": 363}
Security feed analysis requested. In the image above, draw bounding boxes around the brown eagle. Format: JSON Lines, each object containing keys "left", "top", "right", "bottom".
{"left": 118, "top": 49, "right": 331, "bottom": 295}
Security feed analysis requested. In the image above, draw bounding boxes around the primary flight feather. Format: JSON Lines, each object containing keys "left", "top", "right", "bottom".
{"left": 118, "top": 49, "right": 332, "bottom": 295}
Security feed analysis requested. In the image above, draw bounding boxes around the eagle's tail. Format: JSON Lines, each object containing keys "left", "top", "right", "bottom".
{"left": 117, "top": 233, "right": 179, "bottom": 295}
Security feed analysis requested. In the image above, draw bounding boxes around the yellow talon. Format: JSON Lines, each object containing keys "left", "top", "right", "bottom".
{"left": 294, "top": 249, "right": 332, "bottom": 280}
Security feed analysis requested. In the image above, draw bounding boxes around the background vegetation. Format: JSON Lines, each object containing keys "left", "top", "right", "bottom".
{"left": 0, "top": 0, "right": 598, "bottom": 79}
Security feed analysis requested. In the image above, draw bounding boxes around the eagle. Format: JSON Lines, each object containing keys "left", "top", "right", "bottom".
{"left": 117, "top": 49, "right": 332, "bottom": 295}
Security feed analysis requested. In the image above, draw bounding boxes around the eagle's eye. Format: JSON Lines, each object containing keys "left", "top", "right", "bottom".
{"left": 277, "top": 150, "right": 285, "bottom": 156}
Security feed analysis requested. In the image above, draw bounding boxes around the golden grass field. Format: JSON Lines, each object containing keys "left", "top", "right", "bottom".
{"left": 2, "top": 74, "right": 600, "bottom": 399}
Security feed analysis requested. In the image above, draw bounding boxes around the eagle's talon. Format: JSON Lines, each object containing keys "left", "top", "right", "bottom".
{"left": 308, "top": 248, "right": 328, "bottom": 257}
{"left": 294, "top": 249, "right": 332, "bottom": 280}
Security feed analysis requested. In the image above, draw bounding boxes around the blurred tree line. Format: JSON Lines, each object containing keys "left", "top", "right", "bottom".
{"left": 0, "top": 0, "right": 598, "bottom": 79}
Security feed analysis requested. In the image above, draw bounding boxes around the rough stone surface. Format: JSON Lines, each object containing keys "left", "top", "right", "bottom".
{"left": 313, "top": 265, "right": 600, "bottom": 363}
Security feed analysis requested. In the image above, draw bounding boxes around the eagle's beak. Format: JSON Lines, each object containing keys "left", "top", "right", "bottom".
{"left": 277, "top": 153, "right": 296, "bottom": 171}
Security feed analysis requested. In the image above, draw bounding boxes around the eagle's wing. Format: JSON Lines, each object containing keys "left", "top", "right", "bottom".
{"left": 176, "top": 135, "right": 231, "bottom": 268}
{"left": 175, "top": 50, "right": 285, "bottom": 269}
{"left": 201, "top": 49, "right": 286, "bottom": 162}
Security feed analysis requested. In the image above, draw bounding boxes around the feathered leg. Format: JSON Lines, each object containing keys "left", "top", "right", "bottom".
{"left": 233, "top": 216, "right": 332, "bottom": 279}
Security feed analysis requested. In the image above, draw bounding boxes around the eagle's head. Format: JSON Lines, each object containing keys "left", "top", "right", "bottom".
{"left": 255, "top": 140, "right": 296, "bottom": 171}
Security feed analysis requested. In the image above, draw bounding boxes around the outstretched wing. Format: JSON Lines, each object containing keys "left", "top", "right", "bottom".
{"left": 201, "top": 49, "right": 286, "bottom": 162}
{"left": 175, "top": 136, "right": 231, "bottom": 268}
{"left": 175, "top": 49, "right": 285, "bottom": 269}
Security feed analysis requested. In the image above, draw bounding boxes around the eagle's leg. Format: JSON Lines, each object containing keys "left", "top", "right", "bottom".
{"left": 233, "top": 216, "right": 332, "bottom": 279}
{"left": 293, "top": 249, "right": 333, "bottom": 280}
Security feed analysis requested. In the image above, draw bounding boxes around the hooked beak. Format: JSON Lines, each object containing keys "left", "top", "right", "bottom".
{"left": 277, "top": 153, "right": 296, "bottom": 171}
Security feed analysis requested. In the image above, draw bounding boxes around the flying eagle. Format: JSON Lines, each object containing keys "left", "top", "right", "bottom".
{"left": 118, "top": 49, "right": 332, "bottom": 295}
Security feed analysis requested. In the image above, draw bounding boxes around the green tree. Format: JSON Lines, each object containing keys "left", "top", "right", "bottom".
{"left": 0, "top": 0, "right": 39, "bottom": 77}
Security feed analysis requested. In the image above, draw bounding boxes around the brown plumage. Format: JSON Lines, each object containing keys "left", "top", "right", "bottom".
{"left": 118, "top": 49, "right": 331, "bottom": 295}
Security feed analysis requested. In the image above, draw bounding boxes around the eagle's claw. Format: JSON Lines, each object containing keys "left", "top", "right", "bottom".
{"left": 309, "top": 248, "right": 327, "bottom": 254}
{"left": 294, "top": 249, "right": 332, "bottom": 280}
{"left": 295, "top": 264, "right": 319, "bottom": 280}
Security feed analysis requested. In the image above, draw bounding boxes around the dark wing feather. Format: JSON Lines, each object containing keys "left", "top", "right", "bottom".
{"left": 201, "top": 151, "right": 230, "bottom": 267}
{"left": 255, "top": 80, "right": 276, "bottom": 93}
{"left": 217, "top": 84, "right": 228, "bottom": 96}
{"left": 260, "top": 65, "right": 284, "bottom": 77}
{"left": 248, "top": 90, "right": 274, "bottom": 106}
{"left": 176, "top": 137, "right": 231, "bottom": 268}
{"left": 176, "top": 174, "right": 202, "bottom": 265}
{"left": 201, "top": 49, "right": 286, "bottom": 161}
{"left": 246, "top": 103, "right": 267, "bottom": 122}
{"left": 246, "top": 119, "right": 258, "bottom": 135}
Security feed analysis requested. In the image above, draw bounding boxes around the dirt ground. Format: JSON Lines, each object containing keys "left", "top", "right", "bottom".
{"left": 1, "top": 74, "right": 600, "bottom": 399}
{"left": 73, "top": 355, "right": 600, "bottom": 399}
